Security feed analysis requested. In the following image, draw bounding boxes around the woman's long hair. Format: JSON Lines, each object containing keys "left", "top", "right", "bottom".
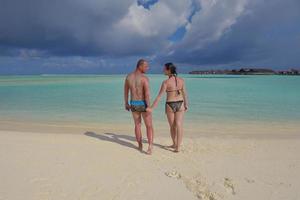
{"left": 165, "top": 62, "right": 177, "bottom": 76}
{"left": 165, "top": 62, "right": 180, "bottom": 95}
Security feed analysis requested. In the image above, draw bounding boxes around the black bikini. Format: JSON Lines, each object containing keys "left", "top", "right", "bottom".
{"left": 166, "top": 100, "right": 184, "bottom": 112}
{"left": 166, "top": 75, "right": 184, "bottom": 113}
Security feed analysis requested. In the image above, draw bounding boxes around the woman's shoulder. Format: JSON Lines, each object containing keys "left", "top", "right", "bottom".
{"left": 162, "top": 79, "right": 169, "bottom": 85}
{"left": 176, "top": 76, "right": 185, "bottom": 83}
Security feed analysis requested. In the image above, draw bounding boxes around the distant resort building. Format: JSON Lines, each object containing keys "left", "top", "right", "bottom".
{"left": 277, "top": 69, "right": 299, "bottom": 75}
{"left": 189, "top": 68, "right": 299, "bottom": 75}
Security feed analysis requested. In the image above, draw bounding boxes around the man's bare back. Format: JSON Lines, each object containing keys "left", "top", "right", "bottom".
{"left": 126, "top": 72, "right": 148, "bottom": 101}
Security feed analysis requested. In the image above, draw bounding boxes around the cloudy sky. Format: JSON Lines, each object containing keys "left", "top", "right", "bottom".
{"left": 0, "top": 0, "right": 299, "bottom": 74}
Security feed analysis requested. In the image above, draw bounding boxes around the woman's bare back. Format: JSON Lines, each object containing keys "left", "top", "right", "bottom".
{"left": 165, "top": 76, "right": 184, "bottom": 101}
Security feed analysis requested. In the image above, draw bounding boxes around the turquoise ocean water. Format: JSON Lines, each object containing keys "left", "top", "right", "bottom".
{"left": 0, "top": 74, "right": 299, "bottom": 133}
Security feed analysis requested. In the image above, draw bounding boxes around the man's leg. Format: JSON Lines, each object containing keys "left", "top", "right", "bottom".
{"left": 142, "top": 112, "right": 153, "bottom": 154}
{"left": 132, "top": 112, "right": 143, "bottom": 150}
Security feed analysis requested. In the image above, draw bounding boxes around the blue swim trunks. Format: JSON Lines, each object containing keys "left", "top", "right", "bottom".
{"left": 130, "top": 100, "right": 147, "bottom": 112}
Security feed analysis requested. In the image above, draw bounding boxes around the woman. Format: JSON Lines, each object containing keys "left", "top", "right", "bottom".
{"left": 147, "top": 63, "right": 188, "bottom": 152}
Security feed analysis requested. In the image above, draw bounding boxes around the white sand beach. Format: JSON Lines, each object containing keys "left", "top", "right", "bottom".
{"left": 1, "top": 128, "right": 299, "bottom": 200}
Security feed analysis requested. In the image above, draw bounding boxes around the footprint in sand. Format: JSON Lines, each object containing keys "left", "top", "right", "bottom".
{"left": 224, "top": 177, "right": 235, "bottom": 195}
{"left": 165, "top": 172, "right": 222, "bottom": 200}
{"left": 182, "top": 175, "right": 220, "bottom": 200}
{"left": 165, "top": 170, "right": 181, "bottom": 179}
{"left": 198, "top": 190, "right": 218, "bottom": 200}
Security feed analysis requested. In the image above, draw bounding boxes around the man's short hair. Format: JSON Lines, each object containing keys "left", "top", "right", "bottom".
{"left": 136, "top": 59, "right": 147, "bottom": 68}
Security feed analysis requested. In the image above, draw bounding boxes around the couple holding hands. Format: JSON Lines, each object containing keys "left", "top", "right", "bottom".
{"left": 124, "top": 59, "right": 189, "bottom": 155}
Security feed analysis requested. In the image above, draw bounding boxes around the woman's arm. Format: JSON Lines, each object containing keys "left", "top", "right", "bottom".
{"left": 147, "top": 81, "right": 167, "bottom": 111}
{"left": 182, "top": 80, "right": 189, "bottom": 110}
{"left": 143, "top": 76, "right": 151, "bottom": 108}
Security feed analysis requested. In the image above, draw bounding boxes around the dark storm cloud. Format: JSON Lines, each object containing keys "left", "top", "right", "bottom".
{"left": 0, "top": 0, "right": 154, "bottom": 56}
{"left": 0, "top": 0, "right": 192, "bottom": 57}
{"left": 162, "top": 0, "right": 300, "bottom": 69}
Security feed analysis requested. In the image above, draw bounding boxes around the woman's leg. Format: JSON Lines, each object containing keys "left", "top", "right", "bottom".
{"left": 174, "top": 110, "right": 185, "bottom": 152}
{"left": 166, "top": 111, "right": 176, "bottom": 148}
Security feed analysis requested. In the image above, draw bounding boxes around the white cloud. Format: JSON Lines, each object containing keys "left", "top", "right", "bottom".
{"left": 177, "top": 0, "right": 249, "bottom": 50}
{"left": 115, "top": 0, "right": 191, "bottom": 38}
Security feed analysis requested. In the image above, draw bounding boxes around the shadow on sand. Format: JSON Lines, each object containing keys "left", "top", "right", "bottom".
{"left": 84, "top": 132, "right": 170, "bottom": 153}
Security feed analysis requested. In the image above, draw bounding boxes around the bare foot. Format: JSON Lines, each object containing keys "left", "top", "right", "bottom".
{"left": 146, "top": 146, "right": 153, "bottom": 155}
{"left": 174, "top": 148, "right": 180, "bottom": 153}
{"left": 167, "top": 144, "right": 177, "bottom": 148}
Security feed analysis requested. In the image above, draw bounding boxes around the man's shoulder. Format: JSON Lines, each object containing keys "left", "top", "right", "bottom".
{"left": 141, "top": 74, "right": 149, "bottom": 82}
{"left": 142, "top": 74, "right": 149, "bottom": 79}
{"left": 126, "top": 72, "right": 134, "bottom": 79}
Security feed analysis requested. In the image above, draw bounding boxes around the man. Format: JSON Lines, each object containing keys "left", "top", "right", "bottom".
{"left": 124, "top": 59, "right": 153, "bottom": 154}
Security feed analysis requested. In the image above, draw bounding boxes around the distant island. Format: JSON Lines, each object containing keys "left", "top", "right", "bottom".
{"left": 189, "top": 68, "right": 300, "bottom": 75}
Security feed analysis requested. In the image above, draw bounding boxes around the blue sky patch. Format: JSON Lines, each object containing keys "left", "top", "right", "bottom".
{"left": 168, "top": 25, "right": 187, "bottom": 42}
{"left": 137, "top": 0, "right": 159, "bottom": 10}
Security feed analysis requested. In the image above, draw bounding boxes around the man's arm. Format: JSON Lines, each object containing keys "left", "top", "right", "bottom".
{"left": 124, "top": 76, "right": 130, "bottom": 111}
{"left": 143, "top": 76, "right": 151, "bottom": 108}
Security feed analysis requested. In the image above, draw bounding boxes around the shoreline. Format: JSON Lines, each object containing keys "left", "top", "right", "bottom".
{"left": 0, "top": 118, "right": 299, "bottom": 139}
{"left": 1, "top": 73, "right": 300, "bottom": 76}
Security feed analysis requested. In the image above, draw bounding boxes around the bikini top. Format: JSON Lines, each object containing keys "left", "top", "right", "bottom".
{"left": 166, "top": 75, "right": 182, "bottom": 95}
